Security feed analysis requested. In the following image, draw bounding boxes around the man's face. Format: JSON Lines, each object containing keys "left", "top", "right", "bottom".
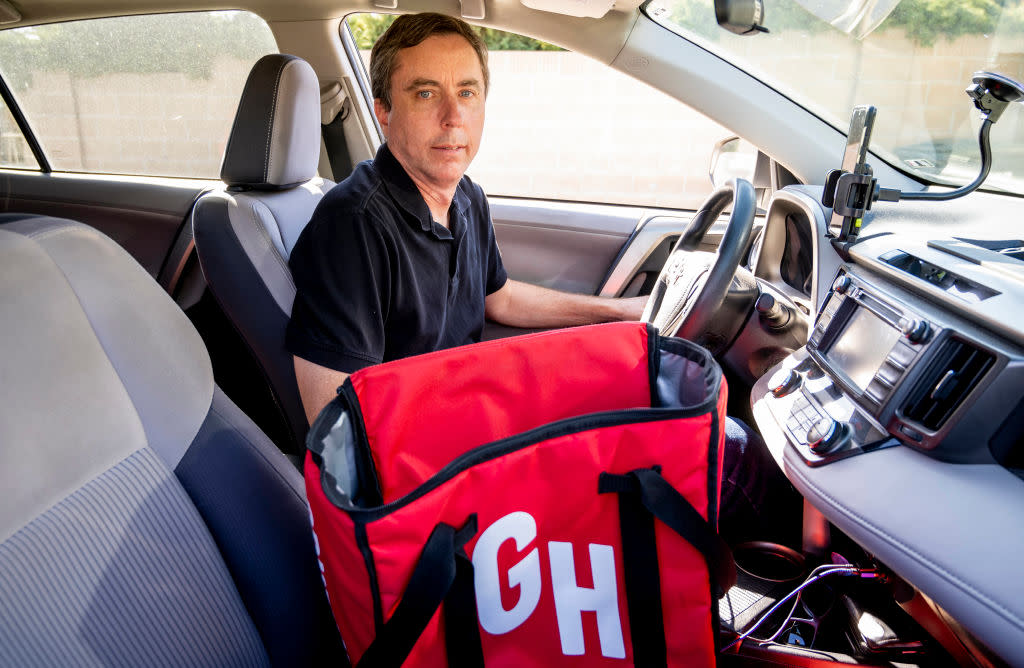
{"left": 374, "top": 33, "right": 486, "bottom": 196}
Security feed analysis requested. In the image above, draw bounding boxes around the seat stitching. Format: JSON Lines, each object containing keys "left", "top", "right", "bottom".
{"left": 246, "top": 199, "right": 296, "bottom": 292}
{"left": 263, "top": 59, "right": 289, "bottom": 184}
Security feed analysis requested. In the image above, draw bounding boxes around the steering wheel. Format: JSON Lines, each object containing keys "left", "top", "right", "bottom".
{"left": 642, "top": 178, "right": 757, "bottom": 341}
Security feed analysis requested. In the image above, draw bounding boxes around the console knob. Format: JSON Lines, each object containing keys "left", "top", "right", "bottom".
{"left": 900, "top": 317, "right": 930, "bottom": 344}
{"left": 806, "top": 417, "right": 849, "bottom": 455}
{"left": 832, "top": 275, "right": 852, "bottom": 294}
{"left": 769, "top": 368, "right": 803, "bottom": 397}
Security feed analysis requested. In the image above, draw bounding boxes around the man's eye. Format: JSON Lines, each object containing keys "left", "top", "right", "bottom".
{"left": 459, "top": 90, "right": 476, "bottom": 98}
{"left": 417, "top": 90, "right": 433, "bottom": 99}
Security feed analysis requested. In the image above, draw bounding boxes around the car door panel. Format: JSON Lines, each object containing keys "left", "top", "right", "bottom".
{"left": 484, "top": 197, "right": 712, "bottom": 339}
{"left": 0, "top": 170, "right": 207, "bottom": 284}
{"left": 489, "top": 197, "right": 643, "bottom": 294}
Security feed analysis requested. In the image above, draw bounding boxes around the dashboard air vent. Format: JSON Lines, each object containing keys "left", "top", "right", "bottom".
{"left": 902, "top": 338, "right": 994, "bottom": 431}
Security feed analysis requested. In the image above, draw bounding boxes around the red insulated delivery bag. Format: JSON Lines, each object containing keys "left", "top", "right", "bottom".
{"left": 305, "top": 321, "right": 735, "bottom": 667}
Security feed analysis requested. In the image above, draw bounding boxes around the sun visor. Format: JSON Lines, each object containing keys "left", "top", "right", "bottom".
{"left": 521, "top": 0, "right": 615, "bottom": 19}
{"left": 0, "top": 0, "right": 21, "bottom": 24}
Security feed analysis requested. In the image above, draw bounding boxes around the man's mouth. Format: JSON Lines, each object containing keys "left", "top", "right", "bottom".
{"left": 433, "top": 144, "right": 465, "bottom": 152}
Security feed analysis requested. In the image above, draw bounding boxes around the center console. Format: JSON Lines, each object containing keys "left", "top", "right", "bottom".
{"left": 759, "top": 267, "right": 1000, "bottom": 466}
{"left": 736, "top": 265, "right": 1016, "bottom": 665}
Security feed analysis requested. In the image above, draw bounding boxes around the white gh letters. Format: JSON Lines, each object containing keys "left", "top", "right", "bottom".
{"left": 548, "top": 542, "right": 626, "bottom": 659}
{"left": 473, "top": 511, "right": 542, "bottom": 634}
{"left": 473, "top": 512, "right": 625, "bottom": 659}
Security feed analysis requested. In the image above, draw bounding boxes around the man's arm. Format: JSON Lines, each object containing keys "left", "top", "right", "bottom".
{"left": 294, "top": 355, "right": 349, "bottom": 425}
{"left": 484, "top": 279, "right": 646, "bottom": 328}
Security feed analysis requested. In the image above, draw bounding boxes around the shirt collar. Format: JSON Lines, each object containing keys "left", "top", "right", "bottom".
{"left": 373, "top": 143, "right": 471, "bottom": 235}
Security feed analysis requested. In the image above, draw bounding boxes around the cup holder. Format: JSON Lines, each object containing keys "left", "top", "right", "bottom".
{"left": 733, "top": 541, "right": 806, "bottom": 583}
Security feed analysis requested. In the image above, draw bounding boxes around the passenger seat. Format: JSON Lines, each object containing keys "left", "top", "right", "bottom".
{"left": 0, "top": 214, "right": 344, "bottom": 666}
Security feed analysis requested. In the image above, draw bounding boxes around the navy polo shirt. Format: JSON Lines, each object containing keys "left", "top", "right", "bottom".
{"left": 286, "top": 143, "right": 508, "bottom": 373}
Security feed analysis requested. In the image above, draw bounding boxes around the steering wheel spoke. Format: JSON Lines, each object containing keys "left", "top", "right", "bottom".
{"left": 644, "top": 179, "right": 757, "bottom": 342}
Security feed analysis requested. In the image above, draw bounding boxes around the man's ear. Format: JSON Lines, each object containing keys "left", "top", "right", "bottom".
{"left": 373, "top": 98, "right": 389, "bottom": 137}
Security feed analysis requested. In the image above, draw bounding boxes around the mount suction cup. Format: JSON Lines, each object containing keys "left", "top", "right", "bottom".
{"left": 967, "top": 71, "right": 1024, "bottom": 122}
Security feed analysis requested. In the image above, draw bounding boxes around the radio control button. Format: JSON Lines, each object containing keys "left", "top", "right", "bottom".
{"left": 807, "top": 417, "right": 849, "bottom": 455}
{"left": 832, "top": 275, "right": 852, "bottom": 294}
{"left": 872, "top": 374, "right": 894, "bottom": 390}
{"left": 876, "top": 361, "right": 903, "bottom": 385}
{"left": 865, "top": 380, "right": 889, "bottom": 404}
{"left": 769, "top": 369, "right": 803, "bottom": 397}
{"left": 899, "top": 317, "right": 930, "bottom": 344}
{"left": 888, "top": 342, "right": 917, "bottom": 367}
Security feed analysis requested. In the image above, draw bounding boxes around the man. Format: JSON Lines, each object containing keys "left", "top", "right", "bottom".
{"left": 286, "top": 12, "right": 799, "bottom": 541}
{"left": 286, "top": 13, "right": 645, "bottom": 424}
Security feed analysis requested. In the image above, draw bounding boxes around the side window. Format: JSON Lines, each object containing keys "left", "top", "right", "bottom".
{"left": 0, "top": 12, "right": 278, "bottom": 178}
{"left": 345, "top": 14, "right": 731, "bottom": 210}
{"left": 0, "top": 96, "right": 35, "bottom": 169}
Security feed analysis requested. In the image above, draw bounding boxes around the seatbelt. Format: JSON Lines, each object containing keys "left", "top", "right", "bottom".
{"left": 320, "top": 80, "right": 354, "bottom": 182}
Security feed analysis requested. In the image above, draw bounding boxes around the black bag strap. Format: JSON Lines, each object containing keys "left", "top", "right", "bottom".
{"left": 356, "top": 515, "right": 484, "bottom": 668}
{"left": 599, "top": 468, "right": 736, "bottom": 666}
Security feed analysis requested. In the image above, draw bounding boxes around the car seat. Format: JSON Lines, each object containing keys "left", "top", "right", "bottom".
{"left": 0, "top": 214, "right": 345, "bottom": 666}
{"left": 193, "top": 53, "right": 335, "bottom": 455}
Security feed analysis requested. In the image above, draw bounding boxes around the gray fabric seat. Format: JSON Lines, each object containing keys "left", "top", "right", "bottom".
{"left": 193, "top": 54, "right": 335, "bottom": 454}
{"left": 0, "top": 214, "right": 345, "bottom": 666}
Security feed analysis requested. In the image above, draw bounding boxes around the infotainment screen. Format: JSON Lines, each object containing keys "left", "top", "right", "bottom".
{"left": 825, "top": 307, "right": 901, "bottom": 391}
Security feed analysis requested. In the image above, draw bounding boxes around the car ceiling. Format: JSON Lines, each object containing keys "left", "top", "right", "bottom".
{"left": 4, "top": 0, "right": 644, "bottom": 63}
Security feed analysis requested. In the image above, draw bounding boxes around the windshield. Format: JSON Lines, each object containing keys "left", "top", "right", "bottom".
{"left": 646, "top": 0, "right": 1024, "bottom": 196}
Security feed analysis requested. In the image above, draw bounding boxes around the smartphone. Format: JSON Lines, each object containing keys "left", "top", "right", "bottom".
{"left": 828, "top": 105, "right": 877, "bottom": 238}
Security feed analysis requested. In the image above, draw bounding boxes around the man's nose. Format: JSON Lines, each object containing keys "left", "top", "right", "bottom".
{"left": 440, "top": 95, "right": 465, "bottom": 127}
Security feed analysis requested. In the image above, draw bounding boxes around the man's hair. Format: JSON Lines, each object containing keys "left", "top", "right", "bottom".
{"left": 370, "top": 12, "right": 490, "bottom": 111}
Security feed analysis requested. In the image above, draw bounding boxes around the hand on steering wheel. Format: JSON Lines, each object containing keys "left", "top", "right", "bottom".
{"left": 642, "top": 178, "right": 757, "bottom": 341}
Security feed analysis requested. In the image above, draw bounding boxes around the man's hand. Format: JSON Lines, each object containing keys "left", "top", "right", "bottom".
{"left": 485, "top": 279, "right": 648, "bottom": 329}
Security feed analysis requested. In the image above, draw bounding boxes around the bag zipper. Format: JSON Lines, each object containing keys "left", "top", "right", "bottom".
{"left": 324, "top": 399, "right": 718, "bottom": 522}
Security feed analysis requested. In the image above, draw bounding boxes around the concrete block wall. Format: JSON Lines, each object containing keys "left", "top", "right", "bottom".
{"left": 3, "top": 30, "right": 1022, "bottom": 208}
{"left": 6, "top": 58, "right": 250, "bottom": 177}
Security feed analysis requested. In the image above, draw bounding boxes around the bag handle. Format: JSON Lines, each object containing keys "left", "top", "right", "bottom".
{"left": 599, "top": 468, "right": 736, "bottom": 666}
{"left": 355, "top": 515, "right": 484, "bottom": 668}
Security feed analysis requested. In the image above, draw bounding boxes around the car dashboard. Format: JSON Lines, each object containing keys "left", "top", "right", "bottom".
{"left": 748, "top": 184, "right": 1024, "bottom": 665}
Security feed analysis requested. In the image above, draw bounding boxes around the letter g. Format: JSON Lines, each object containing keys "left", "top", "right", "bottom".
{"left": 472, "top": 511, "right": 542, "bottom": 635}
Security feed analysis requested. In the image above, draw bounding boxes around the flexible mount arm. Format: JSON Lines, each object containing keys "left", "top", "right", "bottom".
{"left": 825, "top": 71, "right": 1022, "bottom": 214}
{"left": 899, "top": 117, "right": 993, "bottom": 201}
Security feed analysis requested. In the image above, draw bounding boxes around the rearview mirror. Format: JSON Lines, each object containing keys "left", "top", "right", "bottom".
{"left": 714, "top": 0, "right": 768, "bottom": 34}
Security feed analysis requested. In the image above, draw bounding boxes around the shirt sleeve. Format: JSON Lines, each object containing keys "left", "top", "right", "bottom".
{"left": 286, "top": 203, "right": 392, "bottom": 373}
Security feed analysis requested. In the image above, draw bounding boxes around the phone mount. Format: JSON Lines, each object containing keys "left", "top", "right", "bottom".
{"left": 823, "top": 71, "right": 1024, "bottom": 243}
{"left": 821, "top": 164, "right": 900, "bottom": 221}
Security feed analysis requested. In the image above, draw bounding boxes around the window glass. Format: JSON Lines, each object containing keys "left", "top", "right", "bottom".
{"left": 0, "top": 97, "right": 35, "bottom": 169}
{"left": 0, "top": 12, "right": 277, "bottom": 178}
{"left": 647, "top": 0, "right": 1024, "bottom": 196}
{"left": 346, "top": 14, "right": 730, "bottom": 210}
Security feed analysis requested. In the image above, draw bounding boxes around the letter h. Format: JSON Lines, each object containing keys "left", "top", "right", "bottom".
{"left": 548, "top": 542, "right": 625, "bottom": 659}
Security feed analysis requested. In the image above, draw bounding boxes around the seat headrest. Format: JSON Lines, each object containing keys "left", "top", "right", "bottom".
{"left": 221, "top": 54, "right": 321, "bottom": 190}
